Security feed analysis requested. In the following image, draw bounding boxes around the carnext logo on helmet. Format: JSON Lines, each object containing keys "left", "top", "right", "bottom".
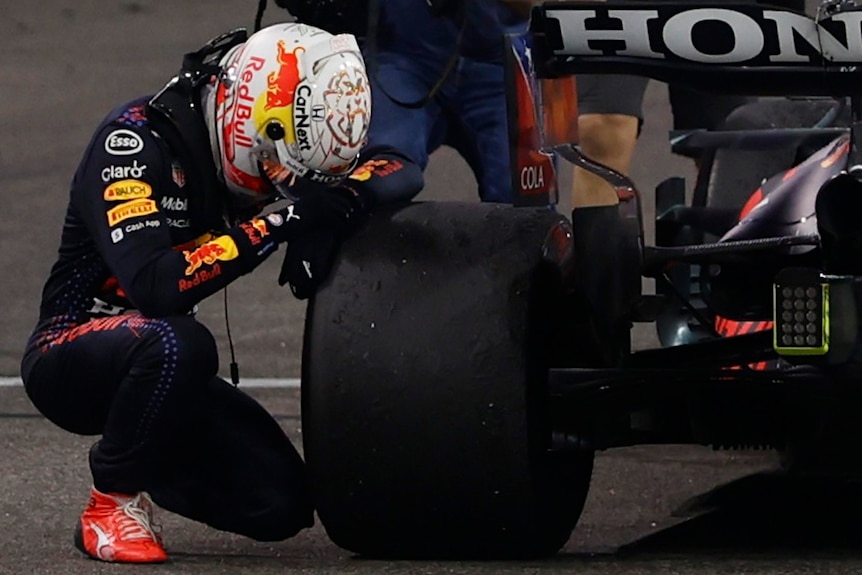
{"left": 105, "top": 129, "right": 145, "bottom": 156}
{"left": 294, "top": 85, "right": 312, "bottom": 152}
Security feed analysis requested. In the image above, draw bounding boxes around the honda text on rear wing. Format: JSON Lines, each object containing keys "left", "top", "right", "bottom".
{"left": 529, "top": 1, "right": 862, "bottom": 97}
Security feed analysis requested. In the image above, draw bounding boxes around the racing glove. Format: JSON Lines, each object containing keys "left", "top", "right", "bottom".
{"left": 265, "top": 185, "right": 367, "bottom": 244}
{"left": 273, "top": 185, "right": 368, "bottom": 299}
{"left": 278, "top": 227, "right": 342, "bottom": 299}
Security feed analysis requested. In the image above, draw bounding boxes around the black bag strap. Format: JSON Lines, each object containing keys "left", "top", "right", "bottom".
{"left": 254, "top": 0, "right": 267, "bottom": 32}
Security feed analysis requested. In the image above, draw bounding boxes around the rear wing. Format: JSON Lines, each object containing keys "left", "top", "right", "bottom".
{"left": 529, "top": 2, "right": 862, "bottom": 96}
{"left": 504, "top": 32, "right": 578, "bottom": 206}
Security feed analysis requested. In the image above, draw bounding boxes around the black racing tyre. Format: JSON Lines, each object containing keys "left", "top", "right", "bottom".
{"left": 301, "top": 202, "right": 594, "bottom": 559}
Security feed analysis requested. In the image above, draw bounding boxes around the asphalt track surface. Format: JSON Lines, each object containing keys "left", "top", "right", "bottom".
{"left": 5, "top": 1, "right": 862, "bottom": 574}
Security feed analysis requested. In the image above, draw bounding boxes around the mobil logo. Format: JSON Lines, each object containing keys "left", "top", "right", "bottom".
{"left": 160, "top": 196, "right": 188, "bottom": 211}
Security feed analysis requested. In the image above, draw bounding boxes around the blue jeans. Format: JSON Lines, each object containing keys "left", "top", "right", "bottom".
{"left": 365, "top": 50, "right": 513, "bottom": 204}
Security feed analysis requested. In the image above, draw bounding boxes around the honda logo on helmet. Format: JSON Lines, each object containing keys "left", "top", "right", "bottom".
{"left": 307, "top": 170, "right": 344, "bottom": 184}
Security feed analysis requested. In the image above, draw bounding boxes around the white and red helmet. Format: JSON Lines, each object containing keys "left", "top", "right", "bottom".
{"left": 206, "top": 22, "right": 371, "bottom": 202}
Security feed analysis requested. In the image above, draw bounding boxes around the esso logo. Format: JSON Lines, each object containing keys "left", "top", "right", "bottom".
{"left": 105, "top": 129, "right": 144, "bottom": 156}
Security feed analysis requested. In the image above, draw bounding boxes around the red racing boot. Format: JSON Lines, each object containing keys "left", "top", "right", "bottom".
{"left": 73, "top": 487, "right": 167, "bottom": 563}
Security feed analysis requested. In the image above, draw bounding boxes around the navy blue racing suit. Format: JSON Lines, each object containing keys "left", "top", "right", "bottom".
{"left": 20, "top": 94, "right": 421, "bottom": 541}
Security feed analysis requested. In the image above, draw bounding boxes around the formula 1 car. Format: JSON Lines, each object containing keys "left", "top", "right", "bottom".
{"left": 298, "top": 0, "right": 862, "bottom": 560}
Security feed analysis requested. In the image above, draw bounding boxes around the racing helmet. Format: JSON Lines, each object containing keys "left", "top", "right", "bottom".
{"left": 205, "top": 22, "right": 371, "bottom": 202}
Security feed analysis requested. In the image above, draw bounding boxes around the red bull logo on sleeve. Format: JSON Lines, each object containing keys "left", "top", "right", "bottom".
{"left": 252, "top": 218, "right": 269, "bottom": 237}
{"left": 348, "top": 159, "right": 404, "bottom": 182}
{"left": 182, "top": 235, "right": 239, "bottom": 276}
{"left": 239, "top": 218, "right": 271, "bottom": 246}
{"left": 179, "top": 264, "right": 223, "bottom": 292}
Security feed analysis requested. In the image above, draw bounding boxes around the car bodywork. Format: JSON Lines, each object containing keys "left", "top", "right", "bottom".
{"left": 528, "top": 1, "right": 862, "bottom": 462}
{"left": 299, "top": 2, "right": 862, "bottom": 560}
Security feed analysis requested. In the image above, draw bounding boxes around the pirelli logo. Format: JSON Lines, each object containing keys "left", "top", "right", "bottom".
{"left": 107, "top": 198, "right": 158, "bottom": 226}
{"left": 103, "top": 179, "right": 152, "bottom": 201}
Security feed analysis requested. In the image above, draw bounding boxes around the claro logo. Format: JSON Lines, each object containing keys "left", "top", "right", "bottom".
{"left": 104, "top": 129, "right": 145, "bottom": 156}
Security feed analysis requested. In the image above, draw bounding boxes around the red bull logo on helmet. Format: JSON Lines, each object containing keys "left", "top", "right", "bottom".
{"left": 264, "top": 40, "right": 303, "bottom": 112}
{"left": 253, "top": 41, "right": 304, "bottom": 146}
{"left": 218, "top": 55, "right": 266, "bottom": 162}
{"left": 183, "top": 235, "right": 239, "bottom": 275}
